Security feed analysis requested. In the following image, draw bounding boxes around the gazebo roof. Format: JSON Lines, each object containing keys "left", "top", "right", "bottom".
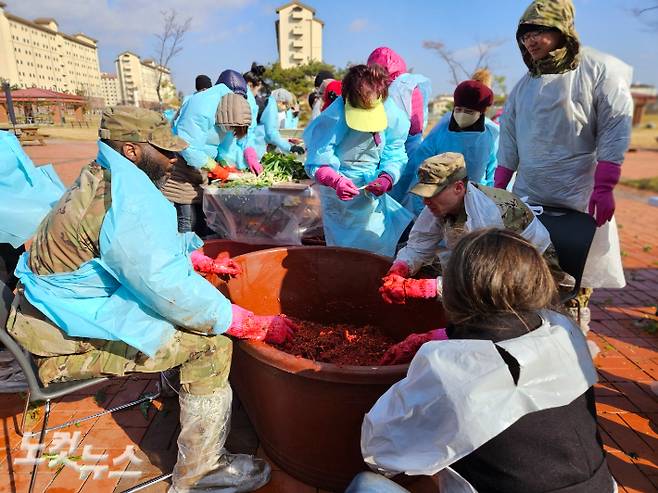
{"left": 1, "top": 88, "right": 86, "bottom": 103}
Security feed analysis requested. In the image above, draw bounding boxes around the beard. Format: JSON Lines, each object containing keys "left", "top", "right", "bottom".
{"left": 136, "top": 152, "right": 169, "bottom": 189}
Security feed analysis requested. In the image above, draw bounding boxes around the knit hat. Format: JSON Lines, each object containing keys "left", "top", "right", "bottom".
{"left": 314, "top": 70, "right": 334, "bottom": 88}
{"left": 453, "top": 80, "right": 494, "bottom": 113}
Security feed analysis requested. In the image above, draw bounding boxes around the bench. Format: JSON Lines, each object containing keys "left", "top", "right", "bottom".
{"left": 14, "top": 127, "right": 48, "bottom": 146}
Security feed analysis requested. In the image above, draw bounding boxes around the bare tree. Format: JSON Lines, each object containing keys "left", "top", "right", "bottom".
{"left": 154, "top": 9, "right": 191, "bottom": 107}
{"left": 423, "top": 39, "right": 505, "bottom": 86}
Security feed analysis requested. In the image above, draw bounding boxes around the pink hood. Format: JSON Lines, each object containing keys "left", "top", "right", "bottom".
{"left": 367, "top": 47, "right": 407, "bottom": 82}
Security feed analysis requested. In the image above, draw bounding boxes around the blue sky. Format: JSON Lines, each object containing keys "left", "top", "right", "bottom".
{"left": 11, "top": 0, "right": 658, "bottom": 97}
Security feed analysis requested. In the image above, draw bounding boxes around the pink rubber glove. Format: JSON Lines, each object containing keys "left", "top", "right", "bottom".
{"left": 409, "top": 87, "right": 424, "bottom": 135}
{"left": 314, "top": 166, "right": 359, "bottom": 201}
{"left": 380, "top": 276, "right": 439, "bottom": 304}
{"left": 365, "top": 173, "right": 393, "bottom": 196}
{"left": 244, "top": 147, "right": 263, "bottom": 176}
{"left": 378, "top": 328, "right": 448, "bottom": 365}
{"left": 227, "top": 305, "right": 298, "bottom": 344}
{"left": 588, "top": 161, "right": 621, "bottom": 227}
{"left": 386, "top": 261, "right": 410, "bottom": 278}
{"left": 191, "top": 251, "right": 241, "bottom": 277}
{"left": 494, "top": 166, "right": 514, "bottom": 189}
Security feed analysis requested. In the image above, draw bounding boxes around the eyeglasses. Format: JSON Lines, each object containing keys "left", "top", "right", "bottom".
{"left": 519, "top": 29, "right": 551, "bottom": 44}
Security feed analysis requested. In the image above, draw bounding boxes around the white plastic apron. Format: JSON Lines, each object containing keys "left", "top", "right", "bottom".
{"left": 362, "top": 310, "right": 598, "bottom": 492}
{"left": 439, "top": 183, "right": 551, "bottom": 266}
{"left": 319, "top": 130, "right": 413, "bottom": 257}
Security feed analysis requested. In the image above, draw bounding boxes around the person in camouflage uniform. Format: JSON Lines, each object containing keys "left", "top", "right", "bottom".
{"left": 6, "top": 106, "right": 298, "bottom": 493}
{"left": 379, "top": 152, "right": 570, "bottom": 305}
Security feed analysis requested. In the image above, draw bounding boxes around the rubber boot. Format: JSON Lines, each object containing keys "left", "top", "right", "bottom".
{"left": 168, "top": 385, "right": 271, "bottom": 493}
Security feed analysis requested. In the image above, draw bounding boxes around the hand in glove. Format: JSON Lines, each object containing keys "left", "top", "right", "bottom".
{"left": 378, "top": 329, "right": 448, "bottom": 365}
{"left": 191, "top": 251, "right": 241, "bottom": 277}
{"left": 290, "top": 144, "right": 305, "bottom": 155}
{"left": 380, "top": 276, "right": 439, "bottom": 304}
{"left": 244, "top": 147, "right": 263, "bottom": 176}
{"left": 493, "top": 166, "right": 514, "bottom": 189}
{"left": 227, "top": 305, "right": 297, "bottom": 344}
{"left": 314, "top": 166, "right": 359, "bottom": 201}
{"left": 365, "top": 173, "right": 393, "bottom": 196}
{"left": 208, "top": 164, "right": 239, "bottom": 181}
{"left": 588, "top": 161, "right": 621, "bottom": 227}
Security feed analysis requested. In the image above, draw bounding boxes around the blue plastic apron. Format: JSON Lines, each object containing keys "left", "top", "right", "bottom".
{"left": 319, "top": 130, "right": 413, "bottom": 257}
{"left": 0, "top": 131, "right": 65, "bottom": 247}
{"left": 15, "top": 142, "right": 232, "bottom": 356}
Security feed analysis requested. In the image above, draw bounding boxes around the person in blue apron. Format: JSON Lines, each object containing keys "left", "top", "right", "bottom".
{"left": 175, "top": 70, "right": 262, "bottom": 175}
{"left": 367, "top": 47, "right": 432, "bottom": 210}
{"left": 248, "top": 85, "right": 304, "bottom": 157}
{"left": 303, "top": 64, "right": 414, "bottom": 258}
{"left": 349, "top": 228, "right": 616, "bottom": 493}
{"left": 0, "top": 130, "right": 65, "bottom": 289}
{"left": 405, "top": 79, "right": 498, "bottom": 216}
{"left": 8, "top": 106, "right": 298, "bottom": 493}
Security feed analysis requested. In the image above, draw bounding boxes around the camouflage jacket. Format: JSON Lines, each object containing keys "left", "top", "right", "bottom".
{"left": 7, "top": 162, "right": 112, "bottom": 356}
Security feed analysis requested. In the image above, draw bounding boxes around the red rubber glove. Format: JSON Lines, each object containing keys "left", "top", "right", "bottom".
{"left": 227, "top": 305, "right": 298, "bottom": 344}
{"left": 386, "top": 261, "right": 410, "bottom": 278}
{"left": 379, "top": 329, "right": 448, "bottom": 365}
{"left": 244, "top": 147, "right": 263, "bottom": 176}
{"left": 314, "top": 166, "right": 359, "bottom": 201}
{"left": 191, "top": 250, "right": 241, "bottom": 277}
{"left": 380, "top": 275, "right": 439, "bottom": 304}
{"left": 494, "top": 166, "right": 514, "bottom": 189}
{"left": 208, "top": 164, "right": 239, "bottom": 181}
{"left": 588, "top": 161, "right": 621, "bottom": 227}
{"left": 365, "top": 173, "right": 393, "bottom": 196}
{"left": 379, "top": 261, "right": 410, "bottom": 304}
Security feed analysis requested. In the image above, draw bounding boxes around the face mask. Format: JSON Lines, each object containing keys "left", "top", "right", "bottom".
{"left": 453, "top": 110, "right": 481, "bottom": 129}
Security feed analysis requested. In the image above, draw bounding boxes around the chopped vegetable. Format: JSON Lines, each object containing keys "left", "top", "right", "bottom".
{"left": 216, "top": 152, "right": 307, "bottom": 188}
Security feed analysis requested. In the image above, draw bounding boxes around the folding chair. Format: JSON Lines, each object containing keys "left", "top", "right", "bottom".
{"left": 0, "top": 281, "right": 171, "bottom": 493}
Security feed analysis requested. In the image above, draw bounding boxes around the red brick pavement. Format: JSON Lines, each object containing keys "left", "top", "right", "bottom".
{"left": 2, "top": 142, "right": 657, "bottom": 492}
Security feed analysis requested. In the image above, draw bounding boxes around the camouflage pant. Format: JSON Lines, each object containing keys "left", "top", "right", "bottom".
{"left": 565, "top": 287, "right": 594, "bottom": 309}
{"left": 6, "top": 292, "right": 232, "bottom": 395}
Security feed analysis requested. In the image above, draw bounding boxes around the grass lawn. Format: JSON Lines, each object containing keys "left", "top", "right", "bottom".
{"left": 631, "top": 113, "right": 658, "bottom": 150}
{"left": 621, "top": 176, "right": 658, "bottom": 193}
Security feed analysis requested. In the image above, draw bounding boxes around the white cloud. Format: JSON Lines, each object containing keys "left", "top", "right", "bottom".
{"left": 348, "top": 18, "right": 369, "bottom": 33}
{"left": 8, "top": 0, "right": 254, "bottom": 50}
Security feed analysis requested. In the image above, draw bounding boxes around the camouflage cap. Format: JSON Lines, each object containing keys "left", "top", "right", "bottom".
{"left": 98, "top": 105, "right": 187, "bottom": 152}
{"left": 410, "top": 152, "right": 467, "bottom": 198}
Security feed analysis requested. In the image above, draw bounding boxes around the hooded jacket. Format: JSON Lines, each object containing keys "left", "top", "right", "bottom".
{"left": 517, "top": 0, "right": 580, "bottom": 77}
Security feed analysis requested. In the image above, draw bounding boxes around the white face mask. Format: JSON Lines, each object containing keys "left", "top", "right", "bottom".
{"left": 453, "top": 109, "right": 481, "bottom": 129}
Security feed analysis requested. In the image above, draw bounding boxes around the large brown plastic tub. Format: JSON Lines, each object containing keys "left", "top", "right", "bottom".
{"left": 225, "top": 246, "right": 446, "bottom": 491}
{"left": 201, "top": 239, "right": 280, "bottom": 259}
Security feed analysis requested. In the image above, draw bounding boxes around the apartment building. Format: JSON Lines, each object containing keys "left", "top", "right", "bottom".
{"left": 115, "top": 51, "right": 176, "bottom": 108}
{"left": 276, "top": 2, "right": 323, "bottom": 69}
{"left": 100, "top": 72, "right": 119, "bottom": 107}
{"left": 0, "top": 2, "right": 103, "bottom": 106}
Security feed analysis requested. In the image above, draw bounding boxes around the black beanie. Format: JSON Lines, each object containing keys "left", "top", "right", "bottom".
{"left": 195, "top": 75, "right": 212, "bottom": 91}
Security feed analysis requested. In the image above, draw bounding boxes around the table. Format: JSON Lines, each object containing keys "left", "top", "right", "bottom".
{"left": 202, "top": 181, "right": 323, "bottom": 245}
{"left": 0, "top": 125, "right": 49, "bottom": 145}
